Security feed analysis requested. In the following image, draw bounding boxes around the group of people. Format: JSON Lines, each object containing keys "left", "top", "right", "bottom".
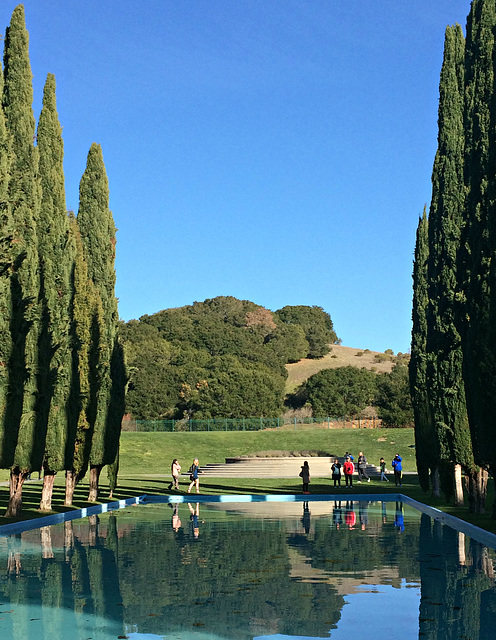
{"left": 168, "top": 457, "right": 202, "bottom": 493}
{"left": 299, "top": 452, "right": 403, "bottom": 493}
{"left": 168, "top": 453, "right": 404, "bottom": 495}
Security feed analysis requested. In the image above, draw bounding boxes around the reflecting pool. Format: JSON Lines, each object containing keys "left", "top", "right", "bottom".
{"left": 0, "top": 499, "right": 495, "bottom": 639}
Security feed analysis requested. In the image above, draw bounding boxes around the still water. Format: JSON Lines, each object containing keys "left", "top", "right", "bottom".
{"left": 0, "top": 499, "right": 495, "bottom": 640}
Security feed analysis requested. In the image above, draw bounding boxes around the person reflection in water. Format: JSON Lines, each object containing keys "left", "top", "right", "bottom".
{"left": 344, "top": 501, "right": 356, "bottom": 529}
{"left": 394, "top": 502, "right": 405, "bottom": 533}
{"left": 358, "top": 501, "right": 369, "bottom": 530}
{"left": 188, "top": 502, "right": 201, "bottom": 539}
{"left": 171, "top": 503, "right": 182, "bottom": 532}
{"left": 301, "top": 502, "right": 311, "bottom": 534}
{"left": 332, "top": 501, "right": 343, "bottom": 530}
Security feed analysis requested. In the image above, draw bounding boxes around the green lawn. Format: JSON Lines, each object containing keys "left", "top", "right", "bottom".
{"left": 118, "top": 427, "right": 417, "bottom": 474}
{"left": 1, "top": 428, "right": 495, "bottom": 536}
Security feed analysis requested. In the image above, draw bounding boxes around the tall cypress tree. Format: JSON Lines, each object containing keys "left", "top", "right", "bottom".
{"left": 410, "top": 209, "right": 438, "bottom": 493}
{"left": 77, "top": 143, "right": 121, "bottom": 501}
{"left": 64, "top": 214, "right": 102, "bottom": 506}
{"left": 461, "top": 0, "right": 496, "bottom": 485}
{"left": 2, "top": 4, "right": 41, "bottom": 517}
{"left": 425, "top": 24, "right": 477, "bottom": 505}
{"left": 0, "top": 64, "right": 14, "bottom": 464}
{"left": 36, "top": 73, "right": 76, "bottom": 511}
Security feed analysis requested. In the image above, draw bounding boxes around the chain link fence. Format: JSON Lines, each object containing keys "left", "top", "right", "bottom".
{"left": 122, "top": 416, "right": 382, "bottom": 432}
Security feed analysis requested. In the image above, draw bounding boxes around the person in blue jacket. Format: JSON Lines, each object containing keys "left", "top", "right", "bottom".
{"left": 392, "top": 454, "right": 402, "bottom": 487}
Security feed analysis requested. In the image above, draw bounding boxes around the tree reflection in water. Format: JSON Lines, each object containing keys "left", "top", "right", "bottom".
{"left": 0, "top": 502, "right": 494, "bottom": 640}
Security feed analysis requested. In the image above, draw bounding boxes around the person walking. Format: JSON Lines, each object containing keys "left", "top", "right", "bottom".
{"left": 187, "top": 458, "right": 201, "bottom": 494}
{"left": 168, "top": 458, "right": 181, "bottom": 491}
{"left": 392, "top": 454, "right": 403, "bottom": 487}
{"left": 331, "top": 458, "right": 342, "bottom": 487}
{"left": 343, "top": 456, "right": 354, "bottom": 488}
{"left": 357, "top": 452, "right": 370, "bottom": 483}
{"left": 299, "top": 460, "right": 311, "bottom": 494}
{"left": 379, "top": 457, "right": 389, "bottom": 482}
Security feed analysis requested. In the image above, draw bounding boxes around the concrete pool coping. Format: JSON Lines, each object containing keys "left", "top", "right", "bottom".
{"left": 1, "top": 492, "right": 496, "bottom": 551}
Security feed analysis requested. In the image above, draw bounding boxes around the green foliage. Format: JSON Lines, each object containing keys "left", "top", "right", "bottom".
{"left": 375, "top": 363, "right": 414, "bottom": 428}
{"left": 301, "top": 366, "right": 377, "bottom": 417}
{"left": 2, "top": 4, "right": 41, "bottom": 473}
{"left": 123, "top": 296, "right": 326, "bottom": 419}
{"left": 77, "top": 143, "right": 121, "bottom": 468}
{"left": 0, "top": 65, "right": 13, "bottom": 462}
{"left": 460, "top": 0, "right": 496, "bottom": 469}
{"left": 36, "top": 73, "right": 76, "bottom": 473}
{"left": 276, "top": 305, "right": 338, "bottom": 358}
{"left": 410, "top": 209, "right": 434, "bottom": 492}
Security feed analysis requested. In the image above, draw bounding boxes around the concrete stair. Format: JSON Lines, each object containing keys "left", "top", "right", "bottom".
{"left": 194, "top": 457, "right": 380, "bottom": 479}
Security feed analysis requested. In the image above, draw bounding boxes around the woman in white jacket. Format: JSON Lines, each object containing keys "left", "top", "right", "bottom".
{"left": 168, "top": 458, "right": 181, "bottom": 491}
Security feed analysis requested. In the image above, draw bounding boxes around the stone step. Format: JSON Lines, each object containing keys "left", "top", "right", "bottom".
{"left": 191, "top": 457, "right": 382, "bottom": 478}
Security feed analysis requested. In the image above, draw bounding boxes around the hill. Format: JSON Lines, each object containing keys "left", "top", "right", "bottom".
{"left": 285, "top": 345, "right": 397, "bottom": 394}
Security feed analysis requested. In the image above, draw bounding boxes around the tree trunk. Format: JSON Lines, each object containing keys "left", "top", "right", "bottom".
{"left": 64, "top": 470, "right": 76, "bottom": 506}
{"left": 64, "top": 521, "right": 74, "bottom": 561}
{"left": 40, "top": 526, "right": 54, "bottom": 559}
{"left": 5, "top": 469, "right": 29, "bottom": 518}
{"left": 468, "top": 467, "right": 488, "bottom": 514}
{"left": 431, "top": 466, "right": 441, "bottom": 498}
{"left": 454, "top": 463, "right": 464, "bottom": 506}
{"left": 39, "top": 471, "right": 56, "bottom": 512}
{"left": 88, "top": 514, "right": 99, "bottom": 546}
{"left": 88, "top": 465, "right": 102, "bottom": 502}
{"left": 457, "top": 531, "right": 466, "bottom": 566}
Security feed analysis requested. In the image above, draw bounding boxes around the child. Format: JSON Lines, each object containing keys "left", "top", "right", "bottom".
{"left": 299, "top": 460, "right": 310, "bottom": 494}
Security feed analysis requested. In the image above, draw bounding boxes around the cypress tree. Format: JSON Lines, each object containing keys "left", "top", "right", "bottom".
{"left": 77, "top": 143, "right": 121, "bottom": 501}
{"left": 425, "top": 24, "right": 477, "bottom": 506}
{"left": 2, "top": 4, "right": 41, "bottom": 517}
{"left": 461, "top": 0, "right": 496, "bottom": 490}
{"left": 0, "top": 64, "right": 14, "bottom": 465}
{"left": 36, "top": 73, "right": 76, "bottom": 511}
{"left": 410, "top": 209, "right": 438, "bottom": 494}
{"left": 64, "top": 213, "right": 102, "bottom": 505}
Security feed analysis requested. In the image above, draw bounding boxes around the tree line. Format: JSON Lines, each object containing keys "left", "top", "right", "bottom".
{"left": 287, "top": 361, "right": 413, "bottom": 427}
{"left": 0, "top": 5, "right": 125, "bottom": 517}
{"left": 121, "top": 297, "right": 338, "bottom": 420}
{"left": 410, "top": 1, "right": 496, "bottom": 515}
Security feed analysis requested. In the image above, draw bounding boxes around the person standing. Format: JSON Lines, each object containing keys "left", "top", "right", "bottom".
{"left": 187, "top": 458, "right": 201, "bottom": 494}
{"left": 331, "top": 459, "right": 342, "bottom": 487}
{"left": 299, "top": 460, "right": 311, "bottom": 494}
{"left": 343, "top": 456, "right": 354, "bottom": 487}
{"left": 168, "top": 458, "right": 181, "bottom": 491}
{"left": 392, "top": 454, "right": 403, "bottom": 487}
{"left": 379, "top": 457, "right": 389, "bottom": 482}
{"left": 357, "top": 452, "right": 370, "bottom": 483}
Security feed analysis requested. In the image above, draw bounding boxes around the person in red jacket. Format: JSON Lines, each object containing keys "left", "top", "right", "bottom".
{"left": 343, "top": 456, "right": 354, "bottom": 487}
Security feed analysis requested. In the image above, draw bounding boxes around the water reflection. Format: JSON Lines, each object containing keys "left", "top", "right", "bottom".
{"left": 0, "top": 501, "right": 494, "bottom": 639}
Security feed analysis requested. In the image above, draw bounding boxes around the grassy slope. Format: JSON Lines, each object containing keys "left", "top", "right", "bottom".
{"left": 285, "top": 344, "right": 395, "bottom": 393}
{"left": 118, "top": 428, "right": 415, "bottom": 474}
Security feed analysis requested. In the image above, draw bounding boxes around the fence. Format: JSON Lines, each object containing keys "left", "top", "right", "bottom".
{"left": 122, "top": 416, "right": 382, "bottom": 432}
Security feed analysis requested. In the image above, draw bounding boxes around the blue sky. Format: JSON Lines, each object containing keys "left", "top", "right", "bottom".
{"left": 1, "top": 1, "right": 471, "bottom": 353}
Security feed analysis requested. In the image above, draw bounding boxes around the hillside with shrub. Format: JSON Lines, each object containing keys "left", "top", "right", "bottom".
{"left": 122, "top": 296, "right": 413, "bottom": 427}
{"left": 121, "top": 297, "right": 338, "bottom": 419}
